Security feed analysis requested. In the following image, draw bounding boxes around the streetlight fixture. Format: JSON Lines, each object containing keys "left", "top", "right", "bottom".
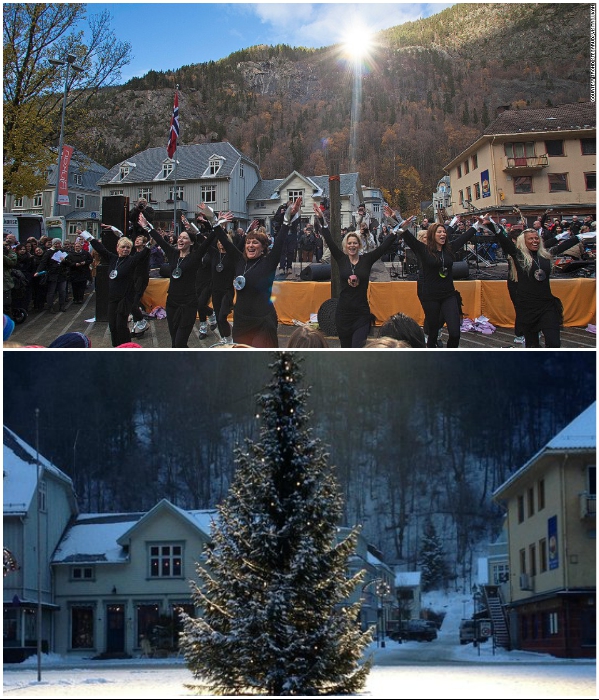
{"left": 48, "top": 54, "right": 84, "bottom": 216}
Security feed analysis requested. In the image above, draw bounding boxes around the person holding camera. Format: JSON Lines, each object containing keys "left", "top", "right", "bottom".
{"left": 313, "top": 203, "right": 413, "bottom": 348}
{"left": 128, "top": 198, "right": 155, "bottom": 240}
{"left": 139, "top": 211, "right": 230, "bottom": 348}
{"left": 213, "top": 198, "right": 303, "bottom": 348}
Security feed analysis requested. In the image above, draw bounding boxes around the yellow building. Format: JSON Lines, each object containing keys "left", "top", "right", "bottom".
{"left": 444, "top": 102, "right": 596, "bottom": 224}
{"left": 493, "top": 403, "right": 596, "bottom": 658}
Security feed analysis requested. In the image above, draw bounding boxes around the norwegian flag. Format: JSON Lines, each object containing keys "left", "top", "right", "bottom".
{"left": 167, "top": 91, "right": 179, "bottom": 159}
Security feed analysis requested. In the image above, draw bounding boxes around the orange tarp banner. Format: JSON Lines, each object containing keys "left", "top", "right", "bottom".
{"left": 142, "top": 278, "right": 595, "bottom": 328}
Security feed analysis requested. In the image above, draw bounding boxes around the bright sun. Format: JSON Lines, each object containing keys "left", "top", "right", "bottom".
{"left": 340, "top": 23, "right": 375, "bottom": 63}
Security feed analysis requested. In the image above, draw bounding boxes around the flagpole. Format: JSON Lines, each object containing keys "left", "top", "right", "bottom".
{"left": 173, "top": 85, "right": 179, "bottom": 236}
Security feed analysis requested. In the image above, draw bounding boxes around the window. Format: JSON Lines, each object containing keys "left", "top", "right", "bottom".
{"left": 149, "top": 544, "right": 183, "bottom": 578}
{"left": 458, "top": 190, "right": 464, "bottom": 205}
{"left": 585, "top": 173, "right": 596, "bottom": 191}
{"left": 109, "top": 189, "right": 124, "bottom": 196}
{"left": 588, "top": 466, "right": 596, "bottom": 495}
{"left": 136, "top": 603, "right": 160, "bottom": 647}
{"left": 162, "top": 162, "right": 174, "bottom": 179}
{"left": 119, "top": 165, "right": 130, "bottom": 180}
{"left": 457, "top": 165, "right": 462, "bottom": 178}
{"left": 466, "top": 186, "right": 472, "bottom": 203}
{"left": 548, "top": 173, "right": 569, "bottom": 192}
{"left": 256, "top": 201, "right": 265, "bottom": 208}
{"left": 287, "top": 190, "right": 304, "bottom": 201}
{"left": 32, "top": 193, "right": 43, "bottom": 207}
{"left": 76, "top": 194, "right": 85, "bottom": 209}
{"left": 68, "top": 223, "right": 79, "bottom": 236}
{"left": 474, "top": 183, "right": 481, "bottom": 200}
{"left": 491, "top": 563, "right": 509, "bottom": 585}
{"left": 581, "top": 138, "right": 596, "bottom": 155}
{"left": 464, "top": 160, "right": 470, "bottom": 175}
{"left": 13, "top": 197, "right": 24, "bottom": 208}
{"left": 505, "top": 142, "right": 535, "bottom": 158}
{"left": 71, "top": 606, "right": 94, "bottom": 649}
{"left": 239, "top": 163, "right": 244, "bottom": 178}
{"left": 471, "top": 154, "right": 478, "bottom": 170}
{"left": 529, "top": 543, "right": 536, "bottom": 576}
{"left": 543, "top": 612, "right": 558, "bottom": 636}
{"left": 545, "top": 140, "right": 564, "bottom": 156}
{"left": 209, "top": 158, "right": 222, "bottom": 175}
{"left": 538, "top": 480, "right": 545, "bottom": 511}
{"left": 201, "top": 185, "right": 216, "bottom": 203}
{"left": 519, "top": 548, "right": 526, "bottom": 575}
{"left": 514, "top": 176, "right": 533, "bottom": 194}
{"left": 38, "top": 480, "right": 47, "bottom": 512}
{"left": 168, "top": 186, "right": 184, "bottom": 201}
{"left": 138, "top": 188, "right": 153, "bottom": 200}
{"left": 528, "top": 487, "right": 535, "bottom": 517}
{"left": 517, "top": 495, "right": 525, "bottom": 523}
{"left": 74, "top": 173, "right": 83, "bottom": 186}
{"left": 539, "top": 538, "right": 548, "bottom": 573}
{"left": 71, "top": 566, "right": 94, "bottom": 581}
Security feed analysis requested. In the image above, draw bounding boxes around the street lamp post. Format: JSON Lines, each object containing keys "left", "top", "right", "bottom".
{"left": 48, "top": 54, "right": 84, "bottom": 216}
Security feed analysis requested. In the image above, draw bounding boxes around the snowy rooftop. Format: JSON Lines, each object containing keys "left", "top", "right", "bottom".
{"left": 53, "top": 505, "right": 218, "bottom": 564}
{"left": 493, "top": 402, "right": 596, "bottom": 498}
{"left": 395, "top": 571, "right": 421, "bottom": 587}
{"left": 3, "top": 426, "right": 73, "bottom": 515}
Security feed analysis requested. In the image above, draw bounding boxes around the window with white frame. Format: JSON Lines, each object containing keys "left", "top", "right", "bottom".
{"left": 201, "top": 185, "right": 216, "bottom": 203}
{"left": 138, "top": 188, "right": 153, "bottom": 201}
{"left": 32, "top": 193, "right": 43, "bottom": 207}
{"left": 256, "top": 201, "right": 265, "bottom": 208}
{"left": 76, "top": 194, "right": 85, "bottom": 209}
{"left": 74, "top": 173, "right": 83, "bottom": 186}
{"left": 491, "top": 563, "right": 509, "bottom": 584}
{"left": 149, "top": 544, "right": 183, "bottom": 577}
{"left": 209, "top": 158, "right": 222, "bottom": 175}
{"left": 287, "top": 190, "right": 304, "bottom": 201}
{"left": 109, "top": 189, "right": 124, "bottom": 196}
{"left": 13, "top": 197, "right": 24, "bottom": 208}
{"left": 162, "top": 162, "right": 174, "bottom": 179}
{"left": 68, "top": 223, "right": 79, "bottom": 236}
{"left": 119, "top": 165, "right": 130, "bottom": 180}
{"left": 168, "top": 186, "right": 184, "bottom": 201}
{"left": 71, "top": 566, "right": 94, "bottom": 581}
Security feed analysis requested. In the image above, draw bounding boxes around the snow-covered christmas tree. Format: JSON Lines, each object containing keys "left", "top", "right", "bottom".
{"left": 181, "top": 352, "right": 371, "bottom": 696}
{"left": 419, "top": 520, "right": 448, "bottom": 592}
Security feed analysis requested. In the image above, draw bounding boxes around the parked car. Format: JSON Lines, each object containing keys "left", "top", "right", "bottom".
{"left": 400, "top": 619, "right": 437, "bottom": 642}
{"left": 459, "top": 619, "right": 476, "bottom": 644}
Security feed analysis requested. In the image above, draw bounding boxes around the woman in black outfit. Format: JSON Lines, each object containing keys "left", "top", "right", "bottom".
{"left": 314, "top": 203, "right": 413, "bottom": 348}
{"left": 140, "top": 211, "right": 230, "bottom": 347}
{"left": 489, "top": 221, "right": 586, "bottom": 348}
{"left": 81, "top": 226, "right": 150, "bottom": 347}
{"left": 65, "top": 239, "right": 93, "bottom": 304}
{"left": 384, "top": 205, "right": 476, "bottom": 348}
{"left": 211, "top": 198, "right": 302, "bottom": 348}
{"left": 130, "top": 233, "right": 151, "bottom": 334}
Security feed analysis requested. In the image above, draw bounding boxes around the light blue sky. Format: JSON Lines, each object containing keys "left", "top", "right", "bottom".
{"left": 83, "top": 2, "right": 454, "bottom": 82}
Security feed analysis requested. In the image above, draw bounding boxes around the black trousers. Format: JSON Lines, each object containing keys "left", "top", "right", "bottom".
{"left": 212, "top": 289, "right": 234, "bottom": 338}
{"left": 421, "top": 295, "right": 461, "bottom": 348}
{"left": 166, "top": 299, "right": 198, "bottom": 348}
{"left": 338, "top": 321, "right": 371, "bottom": 348}
{"left": 108, "top": 299, "right": 131, "bottom": 347}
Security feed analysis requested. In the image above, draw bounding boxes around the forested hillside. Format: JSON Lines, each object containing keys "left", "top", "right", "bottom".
{"left": 70, "top": 3, "right": 590, "bottom": 212}
{"left": 4, "top": 352, "right": 595, "bottom": 588}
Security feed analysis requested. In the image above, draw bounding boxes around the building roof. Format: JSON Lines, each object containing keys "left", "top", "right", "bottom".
{"left": 52, "top": 502, "right": 217, "bottom": 565}
{"left": 483, "top": 102, "right": 596, "bottom": 136}
{"left": 395, "top": 571, "right": 421, "bottom": 587}
{"left": 248, "top": 173, "right": 361, "bottom": 202}
{"left": 3, "top": 426, "right": 74, "bottom": 516}
{"left": 493, "top": 402, "right": 596, "bottom": 499}
{"left": 97, "top": 143, "right": 258, "bottom": 186}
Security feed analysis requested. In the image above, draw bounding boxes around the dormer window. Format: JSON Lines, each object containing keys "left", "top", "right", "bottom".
{"left": 119, "top": 165, "right": 130, "bottom": 180}
{"left": 162, "top": 162, "right": 174, "bottom": 179}
{"left": 209, "top": 158, "right": 222, "bottom": 175}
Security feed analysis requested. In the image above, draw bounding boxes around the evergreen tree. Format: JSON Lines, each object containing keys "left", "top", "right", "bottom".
{"left": 419, "top": 520, "right": 448, "bottom": 591}
{"left": 181, "top": 352, "right": 371, "bottom": 696}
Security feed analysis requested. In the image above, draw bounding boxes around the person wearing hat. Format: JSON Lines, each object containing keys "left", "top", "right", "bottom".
{"left": 34, "top": 238, "right": 69, "bottom": 312}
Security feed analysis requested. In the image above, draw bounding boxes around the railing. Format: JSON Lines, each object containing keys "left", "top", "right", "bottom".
{"left": 580, "top": 492, "right": 597, "bottom": 519}
{"left": 504, "top": 155, "right": 549, "bottom": 170}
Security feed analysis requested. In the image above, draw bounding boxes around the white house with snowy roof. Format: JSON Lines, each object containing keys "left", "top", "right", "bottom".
{"left": 51, "top": 499, "right": 216, "bottom": 658}
{"left": 3, "top": 426, "right": 78, "bottom": 662}
{"left": 493, "top": 402, "right": 596, "bottom": 658}
{"left": 394, "top": 571, "right": 422, "bottom": 621}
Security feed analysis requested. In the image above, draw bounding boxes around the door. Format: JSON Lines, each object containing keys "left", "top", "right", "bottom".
{"left": 106, "top": 604, "right": 125, "bottom": 653}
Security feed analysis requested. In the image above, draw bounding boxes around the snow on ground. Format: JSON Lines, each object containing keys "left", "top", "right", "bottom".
{"left": 4, "top": 591, "right": 595, "bottom": 699}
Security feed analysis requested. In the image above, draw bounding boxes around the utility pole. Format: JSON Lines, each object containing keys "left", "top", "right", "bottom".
{"left": 328, "top": 167, "right": 342, "bottom": 299}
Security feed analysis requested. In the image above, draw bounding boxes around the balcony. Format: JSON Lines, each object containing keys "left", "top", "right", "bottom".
{"left": 580, "top": 492, "right": 596, "bottom": 519}
{"left": 503, "top": 155, "right": 549, "bottom": 174}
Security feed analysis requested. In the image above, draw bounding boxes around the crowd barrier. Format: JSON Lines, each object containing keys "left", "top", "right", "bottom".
{"left": 141, "top": 278, "right": 596, "bottom": 328}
